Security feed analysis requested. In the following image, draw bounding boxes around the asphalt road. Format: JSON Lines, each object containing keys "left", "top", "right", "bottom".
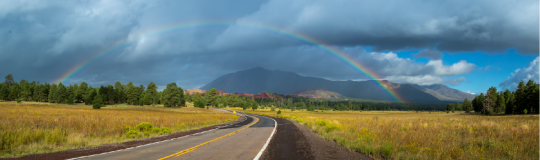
{"left": 80, "top": 112, "right": 276, "bottom": 160}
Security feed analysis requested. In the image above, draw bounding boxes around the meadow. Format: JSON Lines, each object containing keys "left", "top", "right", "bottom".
{"left": 0, "top": 102, "right": 238, "bottom": 158}
{"left": 234, "top": 108, "right": 539, "bottom": 160}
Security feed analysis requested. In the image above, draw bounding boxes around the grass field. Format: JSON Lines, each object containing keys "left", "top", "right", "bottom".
{"left": 0, "top": 102, "right": 238, "bottom": 158}
{"left": 233, "top": 108, "right": 539, "bottom": 160}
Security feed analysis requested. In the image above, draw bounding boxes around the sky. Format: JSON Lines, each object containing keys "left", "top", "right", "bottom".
{"left": 0, "top": 0, "right": 538, "bottom": 94}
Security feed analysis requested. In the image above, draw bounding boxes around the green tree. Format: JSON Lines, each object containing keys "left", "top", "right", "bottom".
{"left": 146, "top": 82, "right": 158, "bottom": 105}
{"left": 55, "top": 82, "right": 66, "bottom": 104}
{"left": 162, "top": 83, "right": 185, "bottom": 107}
{"left": 114, "top": 81, "right": 124, "bottom": 103}
{"left": 455, "top": 102, "right": 461, "bottom": 111}
{"left": 48, "top": 84, "right": 57, "bottom": 103}
{"left": 505, "top": 90, "right": 515, "bottom": 114}
{"left": 92, "top": 95, "right": 104, "bottom": 109}
{"left": 126, "top": 82, "right": 138, "bottom": 105}
{"left": 0, "top": 83, "right": 8, "bottom": 100}
{"left": 251, "top": 100, "right": 258, "bottom": 111}
{"left": 495, "top": 92, "right": 506, "bottom": 114}
{"left": 76, "top": 82, "right": 88, "bottom": 103}
{"left": 473, "top": 93, "right": 485, "bottom": 112}
{"left": 462, "top": 98, "right": 472, "bottom": 113}
{"left": 4, "top": 74, "right": 14, "bottom": 89}
{"left": 193, "top": 93, "right": 202, "bottom": 104}
{"left": 445, "top": 103, "right": 454, "bottom": 112}
{"left": 86, "top": 89, "right": 97, "bottom": 105}
{"left": 206, "top": 88, "right": 218, "bottom": 106}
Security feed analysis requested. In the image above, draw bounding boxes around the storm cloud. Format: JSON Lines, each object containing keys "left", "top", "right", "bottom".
{"left": 0, "top": 0, "right": 537, "bottom": 89}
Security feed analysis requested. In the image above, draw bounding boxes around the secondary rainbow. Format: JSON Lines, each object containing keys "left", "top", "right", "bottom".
{"left": 55, "top": 22, "right": 405, "bottom": 102}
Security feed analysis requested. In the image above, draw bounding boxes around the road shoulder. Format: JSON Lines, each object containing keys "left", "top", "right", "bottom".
{"left": 263, "top": 117, "right": 373, "bottom": 160}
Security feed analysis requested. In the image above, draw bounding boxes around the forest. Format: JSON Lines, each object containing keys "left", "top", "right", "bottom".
{"left": 1, "top": 74, "right": 538, "bottom": 115}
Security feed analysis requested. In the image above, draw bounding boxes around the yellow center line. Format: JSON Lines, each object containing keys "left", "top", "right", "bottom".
{"left": 157, "top": 115, "right": 259, "bottom": 160}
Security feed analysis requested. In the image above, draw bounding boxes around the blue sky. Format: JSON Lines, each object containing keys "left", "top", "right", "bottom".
{"left": 0, "top": 0, "right": 538, "bottom": 95}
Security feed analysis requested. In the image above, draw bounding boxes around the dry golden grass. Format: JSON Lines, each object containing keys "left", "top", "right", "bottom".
{"left": 234, "top": 108, "right": 539, "bottom": 160}
{"left": 0, "top": 102, "right": 238, "bottom": 158}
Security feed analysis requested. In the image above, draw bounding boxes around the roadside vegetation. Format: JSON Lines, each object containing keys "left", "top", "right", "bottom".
{"left": 0, "top": 102, "right": 238, "bottom": 158}
{"left": 237, "top": 108, "right": 539, "bottom": 160}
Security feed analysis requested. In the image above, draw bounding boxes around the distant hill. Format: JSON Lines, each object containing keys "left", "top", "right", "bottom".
{"left": 411, "top": 84, "right": 476, "bottom": 102}
{"left": 200, "top": 67, "right": 444, "bottom": 103}
{"left": 291, "top": 89, "right": 346, "bottom": 99}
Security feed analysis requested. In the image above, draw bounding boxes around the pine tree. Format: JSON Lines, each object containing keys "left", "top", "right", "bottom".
{"left": 462, "top": 98, "right": 472, "bottom": 113}
{"left": 0, "top": 83, "right": 8, "bottom": 100}
{"left": 55, "top": 82, "right": 66, "bottom": 103}
{"left": 126, "top": 82, "right": 137, "bottom": 105}
{"left": 86, "top": 89, "right": 97, "bottom": 105}
{"left": 206, "top": 88, "right": 218, "bottom": 106}
{"left": 48, "top": 84, "right": 57, "bottom": 103}
{"left": 162, "top": 83, "right": 183, "bottom": 107}
{"left": 146, "top": 82, "right": 158, "bottom": 105}
{"left": 496, "top": 92, "right": 506, "bottom": 114}
{"left": 77, "top": 82, "right": 88, "bottom": 103}
{"left": 4, "top": 74, "right": 14, "bottom": 89}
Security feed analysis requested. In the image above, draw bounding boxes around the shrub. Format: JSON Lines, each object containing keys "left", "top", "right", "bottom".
{"left": 271, "top": 107, "right": 275, "bottom": 111}
{"left": 92, "top": 96, "right": 104, "bottom": 109}
{"left": 325, "top": 124, "right": 339, "bottom": 132}
{"left": 524, "top": 109, "right": 528, "bottom": 114}
{"left": 16, "top": 99, "right": 21, "bottom": 103}
{"left": 160, "top": 127, "right": 171, "bottom": 134}
{"left": 126, "top": 130, "right": 141, "bottom": 138}
{"left": 92, "top": 103, "right": 102, "bottom": 109}
{"left": 315, "top": 120, "right": 327, "bottom": 126}
{"left": 136, "top": 122, "right": 153, "bottom": 131}
{"left": 194, "top": 101, "right": 205, "bottom": 108}
{"left": 277, "top": 110, "right": 282, "bottom": 114}
{"left": 151, "top": 128, "right": 161, "bottom": 133}
{"left": 143, "top": 131, "right": 150, "bottom": 137}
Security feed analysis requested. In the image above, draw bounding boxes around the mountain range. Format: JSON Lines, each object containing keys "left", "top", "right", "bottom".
{"left": 290, "top": 89, "right": 346, "bottom": 99}
{"left": 200, "top": 67, "right": 475, "bottom": 103}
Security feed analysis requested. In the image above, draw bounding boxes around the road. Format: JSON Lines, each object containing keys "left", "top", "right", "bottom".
{"left": 78, "top": 111, "right": 276, "bottom": 160}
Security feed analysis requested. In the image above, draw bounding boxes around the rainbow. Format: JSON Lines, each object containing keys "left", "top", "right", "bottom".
{"left": 55, "top": 22, "right": 405, "bottom": 102}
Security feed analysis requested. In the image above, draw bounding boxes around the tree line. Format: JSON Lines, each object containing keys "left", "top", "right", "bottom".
{"left": 468, "top": 79, "right": 538, "bottom": 115}
{"left": 0, "top": 74, "right": 187, "bottom": 109}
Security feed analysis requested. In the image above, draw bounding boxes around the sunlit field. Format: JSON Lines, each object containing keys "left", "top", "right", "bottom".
{"left": 234, "top": 107, "right": 539, "bottom": 160}
{"left": 0, "top": 102, "right": 238, "bottom": 158}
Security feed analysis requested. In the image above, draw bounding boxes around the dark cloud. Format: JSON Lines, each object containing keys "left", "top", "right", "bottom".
{"left": 414, "top": 49, "right": 443, "bottom": 60}
{"left": 0, "top": 0, "right": 535, "bottom": 89}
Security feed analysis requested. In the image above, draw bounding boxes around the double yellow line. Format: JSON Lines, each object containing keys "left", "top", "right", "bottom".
{"left": 157, "top": 115, "right": 259, "bottom": 160}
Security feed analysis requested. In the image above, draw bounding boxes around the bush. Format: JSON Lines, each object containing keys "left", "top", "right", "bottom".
{"left": 160, "top": 127, "right": 171, "bottom": 134}
{"left": 126, "top": 130, "right": 141, "bottom": 138}
{"left": 315, "top": 120, "right": 327, "bottom": 126}
{"left": 271, "top": 107, "right": 275, "bottom": 111}
{"left": 277, "top": 110, "right": 282, "bottom": 114}
{"left": 92, "top": 96, "right": 104, "bottom": 109}
{"left": 92, "top": 103, "right": 102, "bottom": 109}
{"left": 136, "top": 122, "right": 153, "bottom": 131}
{"left": 16, "top": 99, "right": 21, "bottom": 103}
{"left": 524, "top": 109, "right": 528, "bottom": 114}
{"left": 151, "top": 128, "right": 161, "bottom": 133}
{"left": 194, "top": 100, "right": 205, "bottom": 108}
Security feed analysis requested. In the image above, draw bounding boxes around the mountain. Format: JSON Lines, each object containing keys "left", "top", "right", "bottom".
{"left": 200, "top": 67, "right": 444, "bottom": 103}
{"left": 411, "top": 84, "right": 476, "bottom": 102}
{"left": 291, "top": 89, "right": 346, "bottom": 99}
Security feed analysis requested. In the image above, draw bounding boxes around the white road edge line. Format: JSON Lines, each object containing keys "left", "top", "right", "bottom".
{"left": 65, "top": 112, "right": 247, "bottom": 160}
{"left": 253, "top": 115, "right": 277, "bottom": 160}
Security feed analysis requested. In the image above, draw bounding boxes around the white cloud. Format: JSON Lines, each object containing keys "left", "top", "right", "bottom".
{"left": 426, "top": 60, "right": 476, "bottom": 76}
{"left": 385, "top": 75, "right": 467, "bottom": 86}
{"left": 499, "top": 57, "right": 539, "bottom": 90}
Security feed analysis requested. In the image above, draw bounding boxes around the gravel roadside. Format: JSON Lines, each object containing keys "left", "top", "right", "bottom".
{"left": 262, "top": 117, "right": 372, "bottom": 160}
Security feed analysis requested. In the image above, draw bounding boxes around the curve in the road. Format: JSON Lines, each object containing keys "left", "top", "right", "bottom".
{"left": 157, "top": 115, "right": 260, "bottom": 160}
